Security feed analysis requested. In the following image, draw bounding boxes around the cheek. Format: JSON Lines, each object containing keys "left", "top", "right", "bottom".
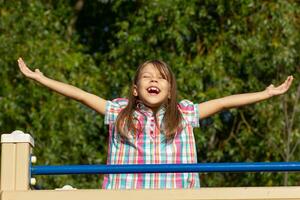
{"left": 134, "top": 83, "right": 146, "bottom": 96}
{"left": 166, "top": 83, "right": 171, "bottom": 92}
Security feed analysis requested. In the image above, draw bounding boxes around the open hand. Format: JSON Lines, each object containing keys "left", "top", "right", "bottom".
{"left": 18, "top": 57, "right": 44, "bottom": 81}
{"left": 266, "top": 76, "right": 294, "bottom": 97}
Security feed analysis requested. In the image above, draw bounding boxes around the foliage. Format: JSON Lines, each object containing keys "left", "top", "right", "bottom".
{"left": 0, "top": 0, "right": 299, "bottom": 188}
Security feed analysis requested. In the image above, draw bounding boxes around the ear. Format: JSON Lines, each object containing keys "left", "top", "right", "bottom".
{"left": 133, "top": 85, "right": 138, "bottom": 97}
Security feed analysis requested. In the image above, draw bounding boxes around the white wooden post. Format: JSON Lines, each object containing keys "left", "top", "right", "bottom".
{"left": 1, "top": 130, "right": 34, "bottom": 191}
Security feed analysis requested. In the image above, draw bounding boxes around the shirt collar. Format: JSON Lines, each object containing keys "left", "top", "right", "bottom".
{"left": 136, "top": 100, "right": 166, "bottom": 117}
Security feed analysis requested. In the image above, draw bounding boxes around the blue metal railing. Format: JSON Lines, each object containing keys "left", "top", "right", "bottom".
{"left": 31, "top": 162, "right": 300, "bottom": 175}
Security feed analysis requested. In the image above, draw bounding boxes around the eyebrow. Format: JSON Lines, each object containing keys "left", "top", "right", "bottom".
{"left": 140, "top": 72, "right": 165, "bottom": 78}
{"left": 140, "top": 72, "right": 151, "bottom": 75}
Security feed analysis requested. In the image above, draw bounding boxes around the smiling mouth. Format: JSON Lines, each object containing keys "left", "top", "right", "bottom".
{"left": 147, "top": 86, "right": 160, "bottom": 94}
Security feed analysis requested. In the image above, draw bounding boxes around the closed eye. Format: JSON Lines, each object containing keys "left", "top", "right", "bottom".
{"left": 159, "top": 74, "right": 169, "bottom": 80}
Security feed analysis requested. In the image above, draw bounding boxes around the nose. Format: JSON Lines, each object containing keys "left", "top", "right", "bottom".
{"left": 150, "top": 77, "right": 158, "bottom": 82}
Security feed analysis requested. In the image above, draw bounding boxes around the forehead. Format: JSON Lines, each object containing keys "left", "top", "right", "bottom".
{"left": 140, "top": 63, "right": 159, "bottom": 74}
{"left": 139, "top": 63, "right": 168, "bottom": 77}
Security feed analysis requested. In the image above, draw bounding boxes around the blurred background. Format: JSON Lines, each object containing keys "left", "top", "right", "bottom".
{"left": 0, "top": 0, "right": 299, "bottom": 189}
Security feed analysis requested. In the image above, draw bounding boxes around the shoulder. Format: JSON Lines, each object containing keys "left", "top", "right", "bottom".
{"left": 107, "top": 98, "right": 129, "bottom": 109}
{"left": 104, "top": 98, "right": 128, "bottom": 125}
{"left": 178, "top": 99, "right": 200, "bottom": 127}
{"left": 178, "top": 99, "right": 198, "bottom": 112}
{"left": 111, "top": 98, "right": 128, "bottom": 104}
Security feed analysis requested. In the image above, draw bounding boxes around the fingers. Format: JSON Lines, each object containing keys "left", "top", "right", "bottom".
{"left": 267, "top": 76, "right": 294, "bottom": 96}
{"left": 18, "top": 59, "right": 30, "bottom": 75}
{"left": 277, "top": 76, "right": 293, "bottom": 86}
{"left": 277, "top": 75, "right": 294, "bottom": 93}
{"left": 18, "top": 57, "right": 27, "bottom": 70}
{"left": 17, "top": 57, "right": 36, "bottom": 78}
{"left": 18, "top": 58, "right": 27, "bottom": 73}
{"left": 282, "top": 75, "right": 293, "bottom": 90}
{"left": 287, "top": 75, "right": 294, "bottom": 86}
{"left": 17, "top": 57, "right": 26, "bottom": 69}
{"left": 287, "top": 75, "right": 293, "bottom": 82}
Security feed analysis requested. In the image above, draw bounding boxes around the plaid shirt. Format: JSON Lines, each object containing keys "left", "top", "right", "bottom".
{"left": 102, "top": 98, "right": 200, "bottom": 189}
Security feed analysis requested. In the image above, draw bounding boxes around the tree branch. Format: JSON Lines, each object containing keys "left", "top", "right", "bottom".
{"left": 67, "top": 0, "right": 85, "bottom": 39}
{"left": 288, "top": 84, "right": 300, "bottom": 134}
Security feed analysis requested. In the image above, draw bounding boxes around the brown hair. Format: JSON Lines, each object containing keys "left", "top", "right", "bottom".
{"left": 116, "top": 60, "right": 183, "bottom": 140}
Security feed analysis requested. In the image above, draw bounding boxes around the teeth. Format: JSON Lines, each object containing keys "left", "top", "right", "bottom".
{"left": 147, "top": 87, "right": 160, "bottom": 93}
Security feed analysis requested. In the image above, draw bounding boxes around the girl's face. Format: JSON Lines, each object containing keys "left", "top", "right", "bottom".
{"left": 133, "top": 63, "right": 170, "bottom": 110}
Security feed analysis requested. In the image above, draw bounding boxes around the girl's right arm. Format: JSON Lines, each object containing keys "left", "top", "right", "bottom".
{"left": 18, "top": 57, "right": 107, "bottom": 115}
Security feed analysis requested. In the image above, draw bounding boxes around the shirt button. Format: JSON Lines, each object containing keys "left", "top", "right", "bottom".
{"left": 150, "top": 131, "right": 155, "bottom": 137}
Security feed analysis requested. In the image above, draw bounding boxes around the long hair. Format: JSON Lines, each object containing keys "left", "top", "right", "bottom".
{"left": 116, "top": 60, "right": 183, "bottom": 140}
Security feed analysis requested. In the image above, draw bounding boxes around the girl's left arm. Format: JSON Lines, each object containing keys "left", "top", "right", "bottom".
{"left": 198, "top": 76, "right": 294, "bottom": 119}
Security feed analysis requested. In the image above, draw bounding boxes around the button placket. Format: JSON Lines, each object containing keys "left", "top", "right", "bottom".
{"left": 150, "top": 117, "right": 155, "bottom": 138}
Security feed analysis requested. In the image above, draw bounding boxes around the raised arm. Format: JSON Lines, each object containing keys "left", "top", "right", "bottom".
{"left": 198, "top": 76, "right": 294, "bottom": 119}
{"left": 18, "top": 57, "right": 107, "bottom": 115}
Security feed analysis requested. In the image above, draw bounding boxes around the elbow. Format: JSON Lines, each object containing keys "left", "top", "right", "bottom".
{"left": 76, "top": 92, "right": 87, "bottom": 103}
{"left": 218, "top": 99, "right": 228, "bottom": 111}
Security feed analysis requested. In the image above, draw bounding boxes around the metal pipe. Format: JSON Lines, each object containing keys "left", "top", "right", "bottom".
{"left": 31, "top": 162, "right": 300, "bottom": 175}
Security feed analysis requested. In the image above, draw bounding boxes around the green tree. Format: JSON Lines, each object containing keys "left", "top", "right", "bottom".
{"left": 0, "top": 1, "right": 108, "bottom": 189}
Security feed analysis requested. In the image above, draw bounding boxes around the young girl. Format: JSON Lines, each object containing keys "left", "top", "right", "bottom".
{"left": 18, "top": 58, "right": 293, "bottom": 189}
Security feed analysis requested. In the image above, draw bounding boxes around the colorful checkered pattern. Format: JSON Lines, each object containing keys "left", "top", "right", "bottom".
{"left": 102, "top": 98, "right": 200, "bottom": 189}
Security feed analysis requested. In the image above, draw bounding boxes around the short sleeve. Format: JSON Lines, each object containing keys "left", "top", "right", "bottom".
{"left": 104, "top": 98, "right": 128, "bottom": 125}
{"left": 178, "top": 99, "right": 200, "bottom": 128}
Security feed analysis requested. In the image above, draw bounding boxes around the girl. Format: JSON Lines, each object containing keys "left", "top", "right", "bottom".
{"left": 18, "top": 58, "right": 293, "bottom": 189}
